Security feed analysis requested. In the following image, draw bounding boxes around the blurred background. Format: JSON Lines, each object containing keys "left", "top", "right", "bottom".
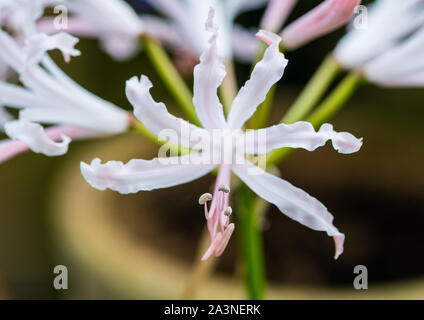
{"left": 0, "top": 0, "right": 423, "bottom": 299}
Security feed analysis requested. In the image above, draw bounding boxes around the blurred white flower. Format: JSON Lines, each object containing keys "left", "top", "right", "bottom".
{"left": 335, "top": 0, "right": 424, "bottom": 68}
{"left": 363, "top": 26, "right": 424, "bottom": 87}
{"left": 36, "top": 0, "right": 144, "bottom": 60}
{"left": 81, "top": 10, "right": 363, "bottom": 260}
{"left": 143, "top": 0, "right": 269, "bottom": 62}
{"left": 0, "top": 28, "right": 129, "bottom": 162}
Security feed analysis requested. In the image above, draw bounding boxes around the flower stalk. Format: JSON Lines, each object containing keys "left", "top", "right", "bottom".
{"left": 237, "top": 183, "right": 266, "bottom": 300}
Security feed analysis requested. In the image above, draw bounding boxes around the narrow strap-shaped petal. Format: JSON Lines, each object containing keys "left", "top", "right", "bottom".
{"left": 227, "top": 30, "right": 287, "bottom": 129}
{"left": 4, "top": 120, "right": 71, "bottom": 157}
{"left": 24, "top": 32, "right": 81, "bottom": 66}
{"left": 281, "top": 0, "right": 361, "bottom": 50}
{"left": 0, "top": 124, "right": 99, "bottom": 163}
{"left": 81, "top": 155, "right": 217, "bottom": 194}
{"left": 192, "top": 8, "right": 227, "bottom": 130}
{"left": 233, "top": 161, "right": 345, "bottom": 259}
{"left": 363, "top": 26, "right": 424, "bottom": 87}
{"left": 244, "top": 121, "right": 363, "bottom": 154}
{"left": 126, "top": 75, "right": 207, "bottom": 149}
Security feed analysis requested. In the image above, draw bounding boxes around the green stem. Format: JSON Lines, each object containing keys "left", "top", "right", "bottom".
{"left": 267, "top": 71, "right": 363, "bottom": 166}
{"left": 236, "top": 183, "right": 266, "bottom": 300}
{"left": 306, "top": 71, "right": 362, "bottom": 127}
{"left": 282, "top": 54, "right": 342, "bottom": 124}
{"left": 141, "top": 36, "right": 200, "bottom": 126}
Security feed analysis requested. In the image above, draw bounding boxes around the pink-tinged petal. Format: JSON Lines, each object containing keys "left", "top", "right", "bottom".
{"left": 244, "top": 121, "right": 363, "bottom": 154}
{"left": 363, "top": 26, "right": 424, "bottom": 87}
{"left": 201, "top": 232, "right": 222, "bottom": 261}
{"left": 126, "top": 75, "right": 206, "bottom": 149}
{"left": 0, "top": 124, "right": 100, "bottom": 163}
{"left": 24, "top": 33, "right": 81, "bottom": 66}
{"left": 81, "top": 155, "right": 217, "bottom": 195}
{"left": 4, "top": 120, "right": 70, "bottom": 157}
{"left": 227, "top": 30, "right": 287, "bottom": 129}
{"left": 233, "top": 161, "right": 345, "bottom": 259}
{"left": 0, "top": 139, "right": 29, "bottom": 163}
{"left": 192, "top": 8, "right": 227, "bottom": 130}
{"left": 215, "top": 223, "right": 235, "bottom": 256}
{"left": 260, "top": 0, "right": 298, "bottom": 32}
{"left": 281, "top": 0, "right": 361, "bottom": 50}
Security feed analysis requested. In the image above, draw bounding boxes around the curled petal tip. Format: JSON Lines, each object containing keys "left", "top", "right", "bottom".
{"left": 333, "top": 234, "right": 345, "bottom": 260}
{"left": 256, "top": 30, "right": 281, "bottom": 46}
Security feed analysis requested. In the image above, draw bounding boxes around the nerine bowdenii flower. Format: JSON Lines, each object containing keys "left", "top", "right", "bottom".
{"left": 81, "top": 10, "right": 363, "bottom": 261}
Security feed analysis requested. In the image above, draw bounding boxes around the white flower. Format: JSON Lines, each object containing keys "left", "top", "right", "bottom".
{"left": 143, "top": 0, "right": 269, "bottom": 62}
{"left": 335, "top": 0, "right": 424, "bottom": 68}
{"left": 0, "top": 28, "right": 129, "bottom": 161}
{"left": 36, "top": 0, "right": 144, "bottom": 60}
{"left": 363, "top": 25, "right": 424, "bottom": 87}
{"left": 81, "top": 10, "right": 363, "bottom": 260}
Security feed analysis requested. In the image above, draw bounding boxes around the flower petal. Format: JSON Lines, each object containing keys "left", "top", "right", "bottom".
{"left": 363, "top": 26, "right": 424, "bottom": 87}
{"left": 233, "top": 161, "right": 345, "bottom": 259}
{"left": 281, "top": 0, "right": 361, "bottom": 50}
{"left": 24, "top": 32, "right": 81, "bottom": 66}
{"left": 244, "top": 121, "right": 363, "bottom": 154}
{"left": 227, "top": 30, "right": 287, "bottom": 129}
{"left": 192, "top": 8, "right": 227, "bottom": 130}
{"left": 126, "top": 75, "right": 207, "bottom": 149}
{"left": 81, "top": 155, "right": 217, "bottom": 194}
{"left": 4, "top": 120, "right": 71, "bottom": 156}
{"left": 0, "top": 124, "right": 99, "bottom": 163}
{"left": 260, "top": 0, "right": 298, "bottom": 32}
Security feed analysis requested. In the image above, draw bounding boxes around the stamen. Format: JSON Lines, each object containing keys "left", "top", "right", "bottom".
{"left": 224, "top": 206, "right": 232, "bottom": 217}
{"left": 218, "top": 185, "right": 230, "bottom": 193}
{"left": 198, "top": 193, "right": 213, "bottom": 205}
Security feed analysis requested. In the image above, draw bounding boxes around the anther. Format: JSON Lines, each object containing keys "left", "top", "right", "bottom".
{"left": 199, "top": 193, "right": 213, "bottom": 205}
{"left": 218, "top": 185, "right": 230, "bottom": 193}
{"left": 224, "top": 206, "right": 232, "bottom": 216}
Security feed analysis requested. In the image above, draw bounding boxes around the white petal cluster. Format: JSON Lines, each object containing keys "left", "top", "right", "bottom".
{"left": 81, "top": 10, "right": 363, "bottom": 259}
